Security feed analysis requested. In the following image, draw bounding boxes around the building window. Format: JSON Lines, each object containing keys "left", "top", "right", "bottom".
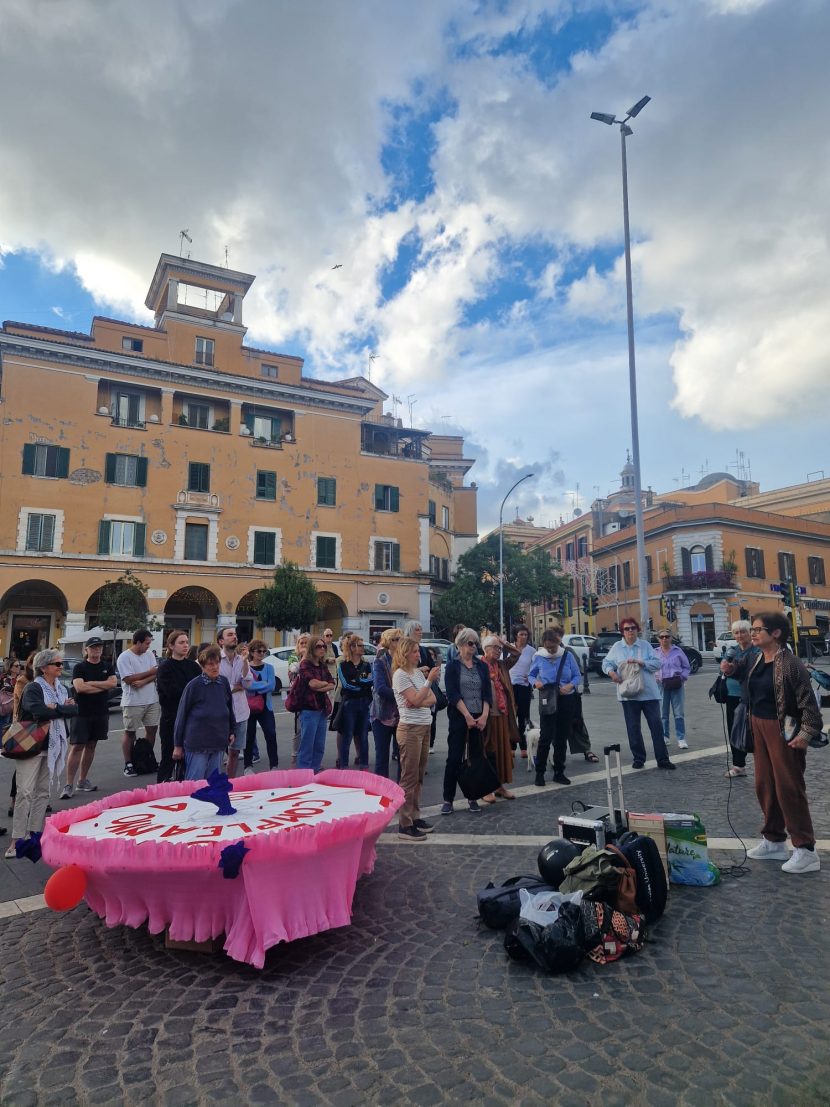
{"left": 256, "top": 470, "right": 277, "bottom": 501}
{"left": 22, "top": 444, "right": 70, "bottom": 479}
{"left": 188, "top": 462, "right": 210, "bottom": 493}
{"left": 316, "top": 536, "right": 337, "bottom": 569}
{"left": 441, "top": 557, "right": 450, "bottom": 581}
{"left": 608, "top": 565, "right": 619, "bottom": 593}
{"left": 261, "top": 364, "right": 278, "bottom": 379}
{"left": 112, "top": 388, "right": 144, "bottom": 428}
{"left": 623, "top": 561, "right": 631, "bottom": 588}
{"left": 374, "top": 484, "right": 400, "bottom": 512}
{"left": 195, "top": 337, "right": 214, "bottom": 367}
{"left": 317, "top": 477, "right": 336, "bottom": 507}
{"left": 778, "top": 551, "right": 796, "bottom": 580}
{"left": 184, "top": 523, "right": 208, "bottom": 561}
{"left": 122, "top": 337, "right": 143, "bottom": 353}
{"left": 808, "top": 556, "right": 826, "bottom": 586}
{"left": 105, "top": 453, "right": 147, "bottom": 487}
{"left": 745, "top": 547, "right": 765, "bottom": 578}
{"left": 442, "top": 506, "right": 450, "bottom": 530}
{"left": 429, "top": 554, "right": 439, "bottom": 577}
{"left": 645, "top": 555, "right": 653, "bottom": 584}
{"left": 428, "top": 500, "right": 436, "bottom": 525}
{"left": 374, "top": 541, "right": 401, "bottom": 572}
{"left": 184, "top": 401, "right": 212, "bottom": 429}
{"left": 577, "top": 536, "right": 588, "bottom": 559}
{"left": 25, "top": 513, "right": 56, "bottom": 552}
{"left": 252, "top": 531, "right": 277, "bottom": 566}
{"left": 566, "top": 542, "right": 575, "bottom": 561}
{"left": 689, "top": 546, "right": 707, "bottom": 573}
{"left": 98, "top": 520, "right": 146, "bottom": 557}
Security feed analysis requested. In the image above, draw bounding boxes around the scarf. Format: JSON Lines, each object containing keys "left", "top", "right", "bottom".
{"left": 35, "top": 675, "right": 69, "bottom": 788}
{"left": 485, "top": 657, "right": 508, "bottom": 714}
{"left": 534, "top": 646, "right": 565, "bottom": 660}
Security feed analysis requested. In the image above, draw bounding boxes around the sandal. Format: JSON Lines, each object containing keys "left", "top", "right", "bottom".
{"left": 725, "top": 766, "right": 747, "bottom": 777}
{"left": 496, "top": 789, "right": 515, "bottom": 800}
{"left": 480, "top": 794, "right": 498, "bottom": 804}
{"left": 584, "top": 752, "right": 600, "bottom": 763}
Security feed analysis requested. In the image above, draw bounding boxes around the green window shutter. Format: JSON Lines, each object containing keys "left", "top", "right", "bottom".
{"left": 136, "top": 457, "right": 148, "bottom": 487}
{"left": 56, "top": 447, "right": 70, "bottom": 478}
{"left": 105, "top": 454, "right": 117, "bottom": 483}
{"left": 392, "top": 543, "right": 400, "bottom": 571}
{"left": 98, "top": 520, "right": 111, "bottom": 555}
{"left": 41, "top": 515, "right": 55, "bottom": 552}
{"left": 257, "top": 470, "right": 277, "bottom": 500}
{"left": 374, "top": 485, "right": 383, "bottom": 510}
{"left": 22, "top": 444, "right": 36, "bottom": 475}
{"left": 390, "top": 486, "right": 399, "bottom": 512}
{"left": 26, "top": 514, "right": 41, "bottom": 549}
{"left": 133, "top": 523, "right": 146, "bottom": 557}
{"left": 254, "top": 532, "right": 275, "bottom": 565}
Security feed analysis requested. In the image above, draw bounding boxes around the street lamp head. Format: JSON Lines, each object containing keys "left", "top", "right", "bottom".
{"left": 590, "top": 111, "right": 616, "bottom": 126}
{"left": 621, "top": 124, "right": 633, "bottom": 137}
{"left": 626, "top": 95, "right": 651, "bottom": 119}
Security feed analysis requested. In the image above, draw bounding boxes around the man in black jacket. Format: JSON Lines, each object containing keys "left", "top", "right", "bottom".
{"left": 156, "top": 631, "right": 200, "bottom": 782}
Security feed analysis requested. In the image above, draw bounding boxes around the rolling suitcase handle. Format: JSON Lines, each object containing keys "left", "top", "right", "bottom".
{"left": 603, "top": 743, "right": 627, "bottom": 835}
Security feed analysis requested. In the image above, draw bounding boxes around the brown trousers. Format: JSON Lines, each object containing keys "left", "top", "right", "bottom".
{"left": 397, "top": 722, "right": 431, "bottom": 828}
{"left": 751, "top": 715, "right": 815, "bottom": 849}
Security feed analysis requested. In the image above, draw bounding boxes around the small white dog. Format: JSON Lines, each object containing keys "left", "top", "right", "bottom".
{"left": 525, "top": 727, "right": 543, "bottom": 772}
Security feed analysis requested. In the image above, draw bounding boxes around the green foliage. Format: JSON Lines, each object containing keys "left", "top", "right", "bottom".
{"left": 255, "top": 562, "right": 318, "bottom": 631}
{"left": 97, "top": 569, "right": 163, "bottom": 638}
{"left": 432, "top": 535, "right": 569, "bottom": 635}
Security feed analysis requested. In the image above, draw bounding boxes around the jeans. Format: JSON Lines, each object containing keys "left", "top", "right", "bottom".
{"left": 443, "top": 709, "right": 483, "bottom": 803}
{"left": 621, "top": 699, "right": 670, "bottom": 765}
{"left": 661, "top": 686, "right": 686, "bottom": 742}
{"left": 244, "top": 709, "right": 278, "bottom": 769}
{"left": 512, "top": 684, "right": 533, "bottom": 749}
{"left": 338, "top": 699, "right": 370, "bottom": 770}
{"left": 297, "top": 710, "right": 328, "bottom": 772}
{"left": 726, "top": 695, "right": 747, "bottom": 768}
{"left": 371, "top": 720, "right": 395, "bottom": 778}
{"left": 184, "top": 748, "right": 225, "bottom": 782}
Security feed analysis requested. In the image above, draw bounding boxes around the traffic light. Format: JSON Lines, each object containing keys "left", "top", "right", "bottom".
{"left": 589, "top": 595, "right": 598, "bottom": 616}
{"left": 562, "top": 591, "right": 572, "bottom": 618}
{"left": 659, "top": 596, "right": 667, "bottom": 618}
{"left": 582, "top": 595, "right": 589, "bottom": 615}
{"left": 666, "top": 599, "right": 676, "bottom": 622}
{"left": 779, "top": 579, "right": 789, "bottom": 603}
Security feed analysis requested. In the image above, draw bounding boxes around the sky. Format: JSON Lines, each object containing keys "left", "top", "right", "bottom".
{"left": 1, "top": 0, "right": 828, "bottom": 534}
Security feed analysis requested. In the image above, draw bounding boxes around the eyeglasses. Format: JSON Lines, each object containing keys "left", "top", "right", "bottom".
{"left": 622, "top": 626, "right": 638, "bottom": 632}
{"left": 750, "top": 626, "right": 768, "bottom": 634}
{"left": 314, "top": 643, "right": 326, "bottom": 649}
{"left": 324, "top": 633, "right": 333, "bottom": 637}
{"left": 49, "top": 661, "right": 63, "bottom": 667}
{"left": 250, "top": 648, "right": 266, "bottom": 654}
{"left": 658, "top": 635, "right": 671, "bottom": 640}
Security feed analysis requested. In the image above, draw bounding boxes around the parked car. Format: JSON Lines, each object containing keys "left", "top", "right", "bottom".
{"left": 561, "top": 634, "right": 596, "bottom": 672}
{"left": 711, "top": 632, "right": 737, "bottom": 660}
{"left": 588, "top": 632, "right": 625, "bottom": 675}
{"left": 265, "top": 641, "right": 377, "bottom": 689}
{"left": 648, "top": 635, "right": 703, "bottom": 674}
{"left": 58, "top": 659, "right": 122, "bottom": 711}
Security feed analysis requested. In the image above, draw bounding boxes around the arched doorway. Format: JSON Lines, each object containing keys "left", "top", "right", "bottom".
{"left": 0, "top": 580, "right": 69, "bottom": 659}
{"left": 689, "top": 601, "right": 715, "bottom": 652}
{"left": 165, "top": 587, "right": 220, "bottom": 649}
{"left": 236, "top": 589, "right": 264, "bottom": 645}
{"left": 315, "top": 591, "right": 348, "bottom": 638}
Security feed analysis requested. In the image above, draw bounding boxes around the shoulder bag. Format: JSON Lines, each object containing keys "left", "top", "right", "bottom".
{"left": 1, "top": 719, "right": 50, "bottom": 759}
{"left": 457, "top": 729, "right": 501, "bottom": 801}
{"left": 538, "top": 653, "right": 568, "bottom": 716}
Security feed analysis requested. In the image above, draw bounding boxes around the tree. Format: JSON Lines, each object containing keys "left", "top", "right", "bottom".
{"left": 255, "top": 562, "right": 318, "bottom": 632}
{"left": 97, "top": 569, "right": 163, "bottom": 648}
{"left": 432, "top": 535, "right": 569, "bottom": 635}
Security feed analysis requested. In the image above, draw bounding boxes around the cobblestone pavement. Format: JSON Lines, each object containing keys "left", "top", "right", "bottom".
{"left": 2, "top": 749, "right": 830, "bottom": 1105}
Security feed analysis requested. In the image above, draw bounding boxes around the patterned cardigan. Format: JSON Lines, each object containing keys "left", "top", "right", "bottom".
{"left": 730, "top": 647, "right": 822, "bottom": 742}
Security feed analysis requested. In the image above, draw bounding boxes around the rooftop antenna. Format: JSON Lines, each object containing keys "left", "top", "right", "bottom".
{"left": 698, "top": 458, "right": 710, "bottom": 479}
{"left": 224, "top": 245, "right": 230, "bottom": 268}
{"left": 368, "top": 352, "right": 378, "bottom": 382}
{"left": 179, "top": 229, "right": 192, "bottom": 258}
{"left": 406, "top": 394, "right": 417, "bottom": 427}
{"left": 391, "top": 394, "right": 401, "bottom": 421}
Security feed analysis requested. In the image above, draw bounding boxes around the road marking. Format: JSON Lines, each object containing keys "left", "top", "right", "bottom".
{"left": 379, "top": 833, "right": 830, "bottom": 851}
{"left": 0, "top": 893, "right": 46, "bottom": 918}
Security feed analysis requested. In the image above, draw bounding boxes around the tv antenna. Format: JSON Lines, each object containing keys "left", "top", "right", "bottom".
{"left": 179, "top": 229, "right": 192, "bottom": 258}
{"left": 406, "top": 394, "right": 417, "bottom": 426}
{"left": 224, "top": 245, "right": 230, "bottom": 268}
{"left": 368, "top": 352, "right": 378, "bottom": 382}
{"left": 390, "top": 394, "right": 401, "bottom": 421}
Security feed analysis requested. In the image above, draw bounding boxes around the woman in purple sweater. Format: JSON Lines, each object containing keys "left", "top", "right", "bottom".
{"left": 172, "top": 645, "right": 236, "bottom": 781}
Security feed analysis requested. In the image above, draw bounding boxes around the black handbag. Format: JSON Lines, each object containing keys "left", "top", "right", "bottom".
{"left": 431, "top": 683, "right": 448, "bottom": 712}
{"left": 457, "top": 731, "right": 501, "bottom": 801}
{"left": 538, "top": 685, "right": 558, "bottom": 716}
{"left": 708, "top": 673, "right": 729, "bottom": 705}
{"left": 328, "top": 700, "right": 344, "bottom": 732}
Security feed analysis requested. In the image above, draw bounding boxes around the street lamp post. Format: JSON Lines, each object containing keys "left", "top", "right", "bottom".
{"left": 591, "top": 95, "right": 651, "bottom": 629}
{"left": 498, "top": 473, "right": 534, "bottom": 637}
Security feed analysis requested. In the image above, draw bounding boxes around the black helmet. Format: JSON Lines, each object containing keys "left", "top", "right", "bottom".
{"left": 537, "top": 838, "right": 583, "bottom": 888}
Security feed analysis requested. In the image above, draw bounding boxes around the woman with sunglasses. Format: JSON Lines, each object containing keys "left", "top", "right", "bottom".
{"left": 720, "top": 612, "right": 821, "bottom": 874}
{"left": 656, "top": 631, "right": 691, "bottom": 750}
{"left": 294, "top": 638, "right": 336, "bottom": 772}
{"left": 6, "top": 649, "right": 77, "bottom": 858}
{"left": 602, "top": 619, "right": 675, "bottom": 770}
{"left": 442, "top": 627, "right": 492, "bottom": 815}
{"left": 243, "top": 639, "right": 279, "bottom": 773}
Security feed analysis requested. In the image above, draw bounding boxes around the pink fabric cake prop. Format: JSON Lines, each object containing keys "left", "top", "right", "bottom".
{"left": 41, "top": 770, "right": 404, "bottom": 968}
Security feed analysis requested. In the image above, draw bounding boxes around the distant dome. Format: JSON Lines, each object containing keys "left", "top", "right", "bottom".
{"left": 694, "top": 471, "right": 733, "bottom": 490}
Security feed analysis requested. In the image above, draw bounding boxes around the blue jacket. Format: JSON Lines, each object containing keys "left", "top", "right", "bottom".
{"left": 602, "top": 637, "right": 662, "bottom": 701}
{"left": 248, "top": 662, "right": 277, "bottom": 711}
{"left": 527, "top": 648, "right": 582, "bottom": 694}
{"left": 371, "top": 651, "right": 396, "bottom": 722}
{"left": 173, "top": 675, "right": 236, "bottom": 752}
{"left": 445, "top": 657, "right": 492, "bottom": 717}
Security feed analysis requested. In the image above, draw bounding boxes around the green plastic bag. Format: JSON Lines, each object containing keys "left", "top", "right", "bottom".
{"left": 663, "top": 814, "right": 720, "bottom": 886}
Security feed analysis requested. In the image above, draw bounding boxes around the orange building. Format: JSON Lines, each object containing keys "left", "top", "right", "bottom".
{"left": 0, "top": 254, "right": 477, "bottom": 656}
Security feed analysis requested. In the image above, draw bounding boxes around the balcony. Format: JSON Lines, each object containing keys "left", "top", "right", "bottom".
{"left": 175, "top": 490, "right": 221, "bottom": 511}
{"left": 362, "top": 422, "right": 428, "bottom": 459}
{"left": 664, "top": 570, "right": 736, "bottom": 592}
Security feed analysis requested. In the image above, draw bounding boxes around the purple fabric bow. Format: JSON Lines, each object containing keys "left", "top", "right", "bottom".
{"left": 16, "top": 831, "right": 42, "bottom": 863}
{"left": 218, "top": 841, "right": 250, "bottom": 879}
{"left": 191, "top": 770, "right": 237, "bottom": 816}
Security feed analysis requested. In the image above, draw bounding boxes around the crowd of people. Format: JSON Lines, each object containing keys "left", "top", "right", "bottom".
{"left": 1, "top": 613, "right": 823, "bottom": 869}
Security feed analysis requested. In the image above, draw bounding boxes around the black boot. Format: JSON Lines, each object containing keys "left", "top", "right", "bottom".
{"left": 535, "top": 772, "right": 546, "bottom": 787}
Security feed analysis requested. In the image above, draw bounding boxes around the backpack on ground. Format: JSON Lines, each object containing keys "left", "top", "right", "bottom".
{"left": 477, "top": 876, "right": 555, "bottom": 930}
{"left": 131, "top": 737, "right": 159, "bottom": 776}
{"left": 616, "top": 831, "right": 668, "bottom": 924}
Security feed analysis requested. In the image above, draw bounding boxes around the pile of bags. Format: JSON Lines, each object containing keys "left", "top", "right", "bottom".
{"left": 477, "top": 832, "right": 668, "bottom": 974}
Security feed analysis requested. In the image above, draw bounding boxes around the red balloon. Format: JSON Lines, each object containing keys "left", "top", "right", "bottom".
{"left": 44, "top": 865, "right": 87, "bottom": 912}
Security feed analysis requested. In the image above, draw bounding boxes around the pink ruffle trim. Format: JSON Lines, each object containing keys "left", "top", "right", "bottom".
{"left": 41, "top": 769, "right": 404, "bottom": 968}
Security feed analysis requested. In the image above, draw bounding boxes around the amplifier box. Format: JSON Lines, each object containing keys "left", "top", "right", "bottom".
{"left": 558, "top": 807, "right": 625, "bottom": 850}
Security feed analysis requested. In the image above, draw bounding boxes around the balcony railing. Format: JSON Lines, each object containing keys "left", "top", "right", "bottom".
{"left": 664, "top": 570, "right": 736, "bottom": 591}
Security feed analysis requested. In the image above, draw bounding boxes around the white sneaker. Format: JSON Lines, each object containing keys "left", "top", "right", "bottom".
{"left": 747, "top": 837, "right": 790, "bottom": 860}
{"left": 76, "top": 779, "right": 97, "bottom": 792}
{"left": 782, "top": 848, "right": 821, "bottom": 874}
{"left": 677, "top": 740, "right": 689, "bottom": 749}
{"left": 243, "top": 766, "right": 255, "bottom": 776}
{"left": 59, "top": 784, "right": 74, "bottom": 800}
